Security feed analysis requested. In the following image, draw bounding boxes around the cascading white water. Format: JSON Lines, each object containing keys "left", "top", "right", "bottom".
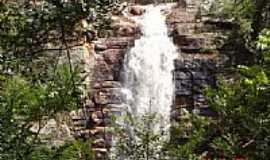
{"left": 122, "top": 4, "right": 178, "bottom": 137}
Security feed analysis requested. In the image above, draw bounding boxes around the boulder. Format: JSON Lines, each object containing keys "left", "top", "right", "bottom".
{"left": 117, "top": 25, "right": 138, "bottom": 37}
{"left": 129, "top": 6, "right": 145, "bottom": 16}
{"left": 111, "top": 16, "right": 140, "bottom": 37}
{"left": 112, "top": 22, "right": 140, "bottom": 37}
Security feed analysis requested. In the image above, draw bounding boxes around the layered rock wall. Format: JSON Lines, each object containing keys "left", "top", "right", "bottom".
{"left": 70, "top": 12, "right": 140, "bottom": 158}
{"left": 69, "top": 2, "right": 232, "bottom": 157}
{"left": 166, "top": 1, "right": 225, "bottom": 119}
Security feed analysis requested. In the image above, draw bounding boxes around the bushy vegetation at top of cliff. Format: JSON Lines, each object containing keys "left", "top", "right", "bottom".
{"left": 0, "top": 0, "right": 117, "bottom": 159}
{"left": 209, "top": 0, "right": 270, "bottom": 65}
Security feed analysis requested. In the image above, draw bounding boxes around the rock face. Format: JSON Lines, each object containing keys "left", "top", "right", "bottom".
{"left": 70, "top": 13, "right": 140, "bottom": 158}
{"left": 33, "top": 42, "right": 96, "bottom": 147}
{"left": 173, "top": 58, "right": 216, "bottom": 116}
{"left": 166, "top": 2, "right": 222, "bottom": 120}
{"left": 69, "top": 2, "right": 232, "bottom": 157}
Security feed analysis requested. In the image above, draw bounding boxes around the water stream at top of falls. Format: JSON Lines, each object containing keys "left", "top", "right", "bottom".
{"left": 122, "top": 4, "right": 178, "bottom": 138}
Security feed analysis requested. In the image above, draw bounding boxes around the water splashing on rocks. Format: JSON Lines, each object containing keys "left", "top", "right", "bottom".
{"left": 123, "top": 4, "right": 178, "bottom": 140}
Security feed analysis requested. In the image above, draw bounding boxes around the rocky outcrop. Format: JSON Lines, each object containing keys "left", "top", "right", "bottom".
{"left": 111, "top": 16, "right": 141, "bottom": 37}
{"left": 66, "top": 2, "right": 233, "bottom": 157}
{"left": 70, "top": 10, "right": 140, "bottom": 158}
{"left": 31, "top": 4, "right": 141, "bottom": 158}
{"left": 173, "top": 58, "right": 217, "bottom": 118}
{"left": 33, "top": 41, "right": 96, "bottom": 147}
{"left": 166, "top": 2, "right": 223, "bottom": 120}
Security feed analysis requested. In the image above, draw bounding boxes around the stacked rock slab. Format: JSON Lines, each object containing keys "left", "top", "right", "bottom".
{"left": 71, "top": 12, "right": 140, "bottom": 158}
{"left": 71, "top": 40, "right": 137, "bottom": 159}
{"left": 93, "top": 37, "right": 136, "bottom": 157}
{"left": 166, "top": 2, "right": 220, "bottom": 120}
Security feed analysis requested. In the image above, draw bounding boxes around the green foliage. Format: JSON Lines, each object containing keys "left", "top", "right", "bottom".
{"left": 112, "top": 112, "right": 168, "bottom": 160}
{"left": 0, "top": 0, "right": 118, "bottom": 158}
{"left": 0, "top": 0, "right": 117, "bottom": 79}
{"left": 29, "top": 140, "right": 95, "bottom": 160}
{"left": 212, "top": 0, "right": 269, "bottom": 35}
{"left": 209, "top": 0, "right": 270, "bottom": 65}
{"left": 169, "top": 30, "right": 270, "bottom": 159}
{"left": 258, "top": 29, "right": 270, "bottom": 49}
{"left": 168, "top": 112, "right": 211, "bottom": 159}
{"left": 258, "top": 29, "right": 270, "bottom": 64}
{"left": 204, "top": 67, "right": 270, "bottom": 159}
{"left": 0, "top": 65, "right": 83, "bottom": 160}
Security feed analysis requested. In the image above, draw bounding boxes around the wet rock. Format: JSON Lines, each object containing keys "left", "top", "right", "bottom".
{"left": 91, "top": 111, "right": 105, "bottom": 120}
{"left": 111, "top": 16, "right": 140, "bottom": 37}
{"left": 203, "top": 18, "right": 238, "bottom": 30}
{"left": 94, "top": 57, "right": 114, "bottom": 81}
{"left": 92, "top": 138, "right": 111, "bottom": 148}
{"left": 95, "top": 43, "right": 108, "bottom": 51}
{"left": 166, "top": 10, "right": 196, "bottom": 24}
{"left": 174, "top": 71, "right": 191, "bottom": 80}
{"left": 104, "top": 37, "right": 135, "bottom": 49}
{"left": 117, "top": 25, "right": 137, "bottom": 37}
{"left": 94, "top": 48, "right": 127, "bottom": 81}
{"left": 174, "top": 96, "right": 194, "bottom": 108}
{"left": 102, "top": 49, "right": 125, "bottom": 65}
{"left": 174, "top": 59, "right": 216, "bottom": 71}
{"left": 193, "top": 94, "right": 206, "bottom": 103}
{"left": 172, "top": 34, "right": 205, "bottom": 52}
{"left": 193, "top": 79, "right": 208, "bottom": 87}
{"left": 174, "top": 56, "right": 216, "bottom": 110}
{"left": 93, "top": 148, "right": 108, "bottom": 155}
{"left": 192, "top": 71, "right": 207, "bottom": 80}
{"left": 94, "top": 81, "right": 122, "bottom": 89}
{"left": 175, "top": 80, "right": 193, "bottom": 96}
{"left": 94, "top": 88, "right": 123, "bottom": 105}
{"left": 180, "top": 46, "right": 200, "bottom": 53}
{"left": 169, "top": 23, "right": 199, "bottom": 37}
{"left": 174, "top": 59, "right": 200, "bottom": 70}
{"left": 199, "top": 107, "right": 216, "bottom": 117}
{"left": 89, "top": 127, "right": 108, "bottom": 135}
{"left": 129, "top": 6, "right": 145, "bottom": 16}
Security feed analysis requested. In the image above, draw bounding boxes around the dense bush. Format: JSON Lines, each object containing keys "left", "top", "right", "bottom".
{"left": 0, "top": 0, "right": 117, "bottom": 159}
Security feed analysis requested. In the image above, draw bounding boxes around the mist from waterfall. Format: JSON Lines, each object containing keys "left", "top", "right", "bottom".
{"left": 122, "top": 4, "right": 178, "bottom": 139}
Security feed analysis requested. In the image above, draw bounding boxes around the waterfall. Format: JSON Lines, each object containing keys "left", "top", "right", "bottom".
{"left": 110, "top": 4, "right": 178, "bottom": 159}
{"left": 122, "top": 4, "right": 178, "bottom": 139}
